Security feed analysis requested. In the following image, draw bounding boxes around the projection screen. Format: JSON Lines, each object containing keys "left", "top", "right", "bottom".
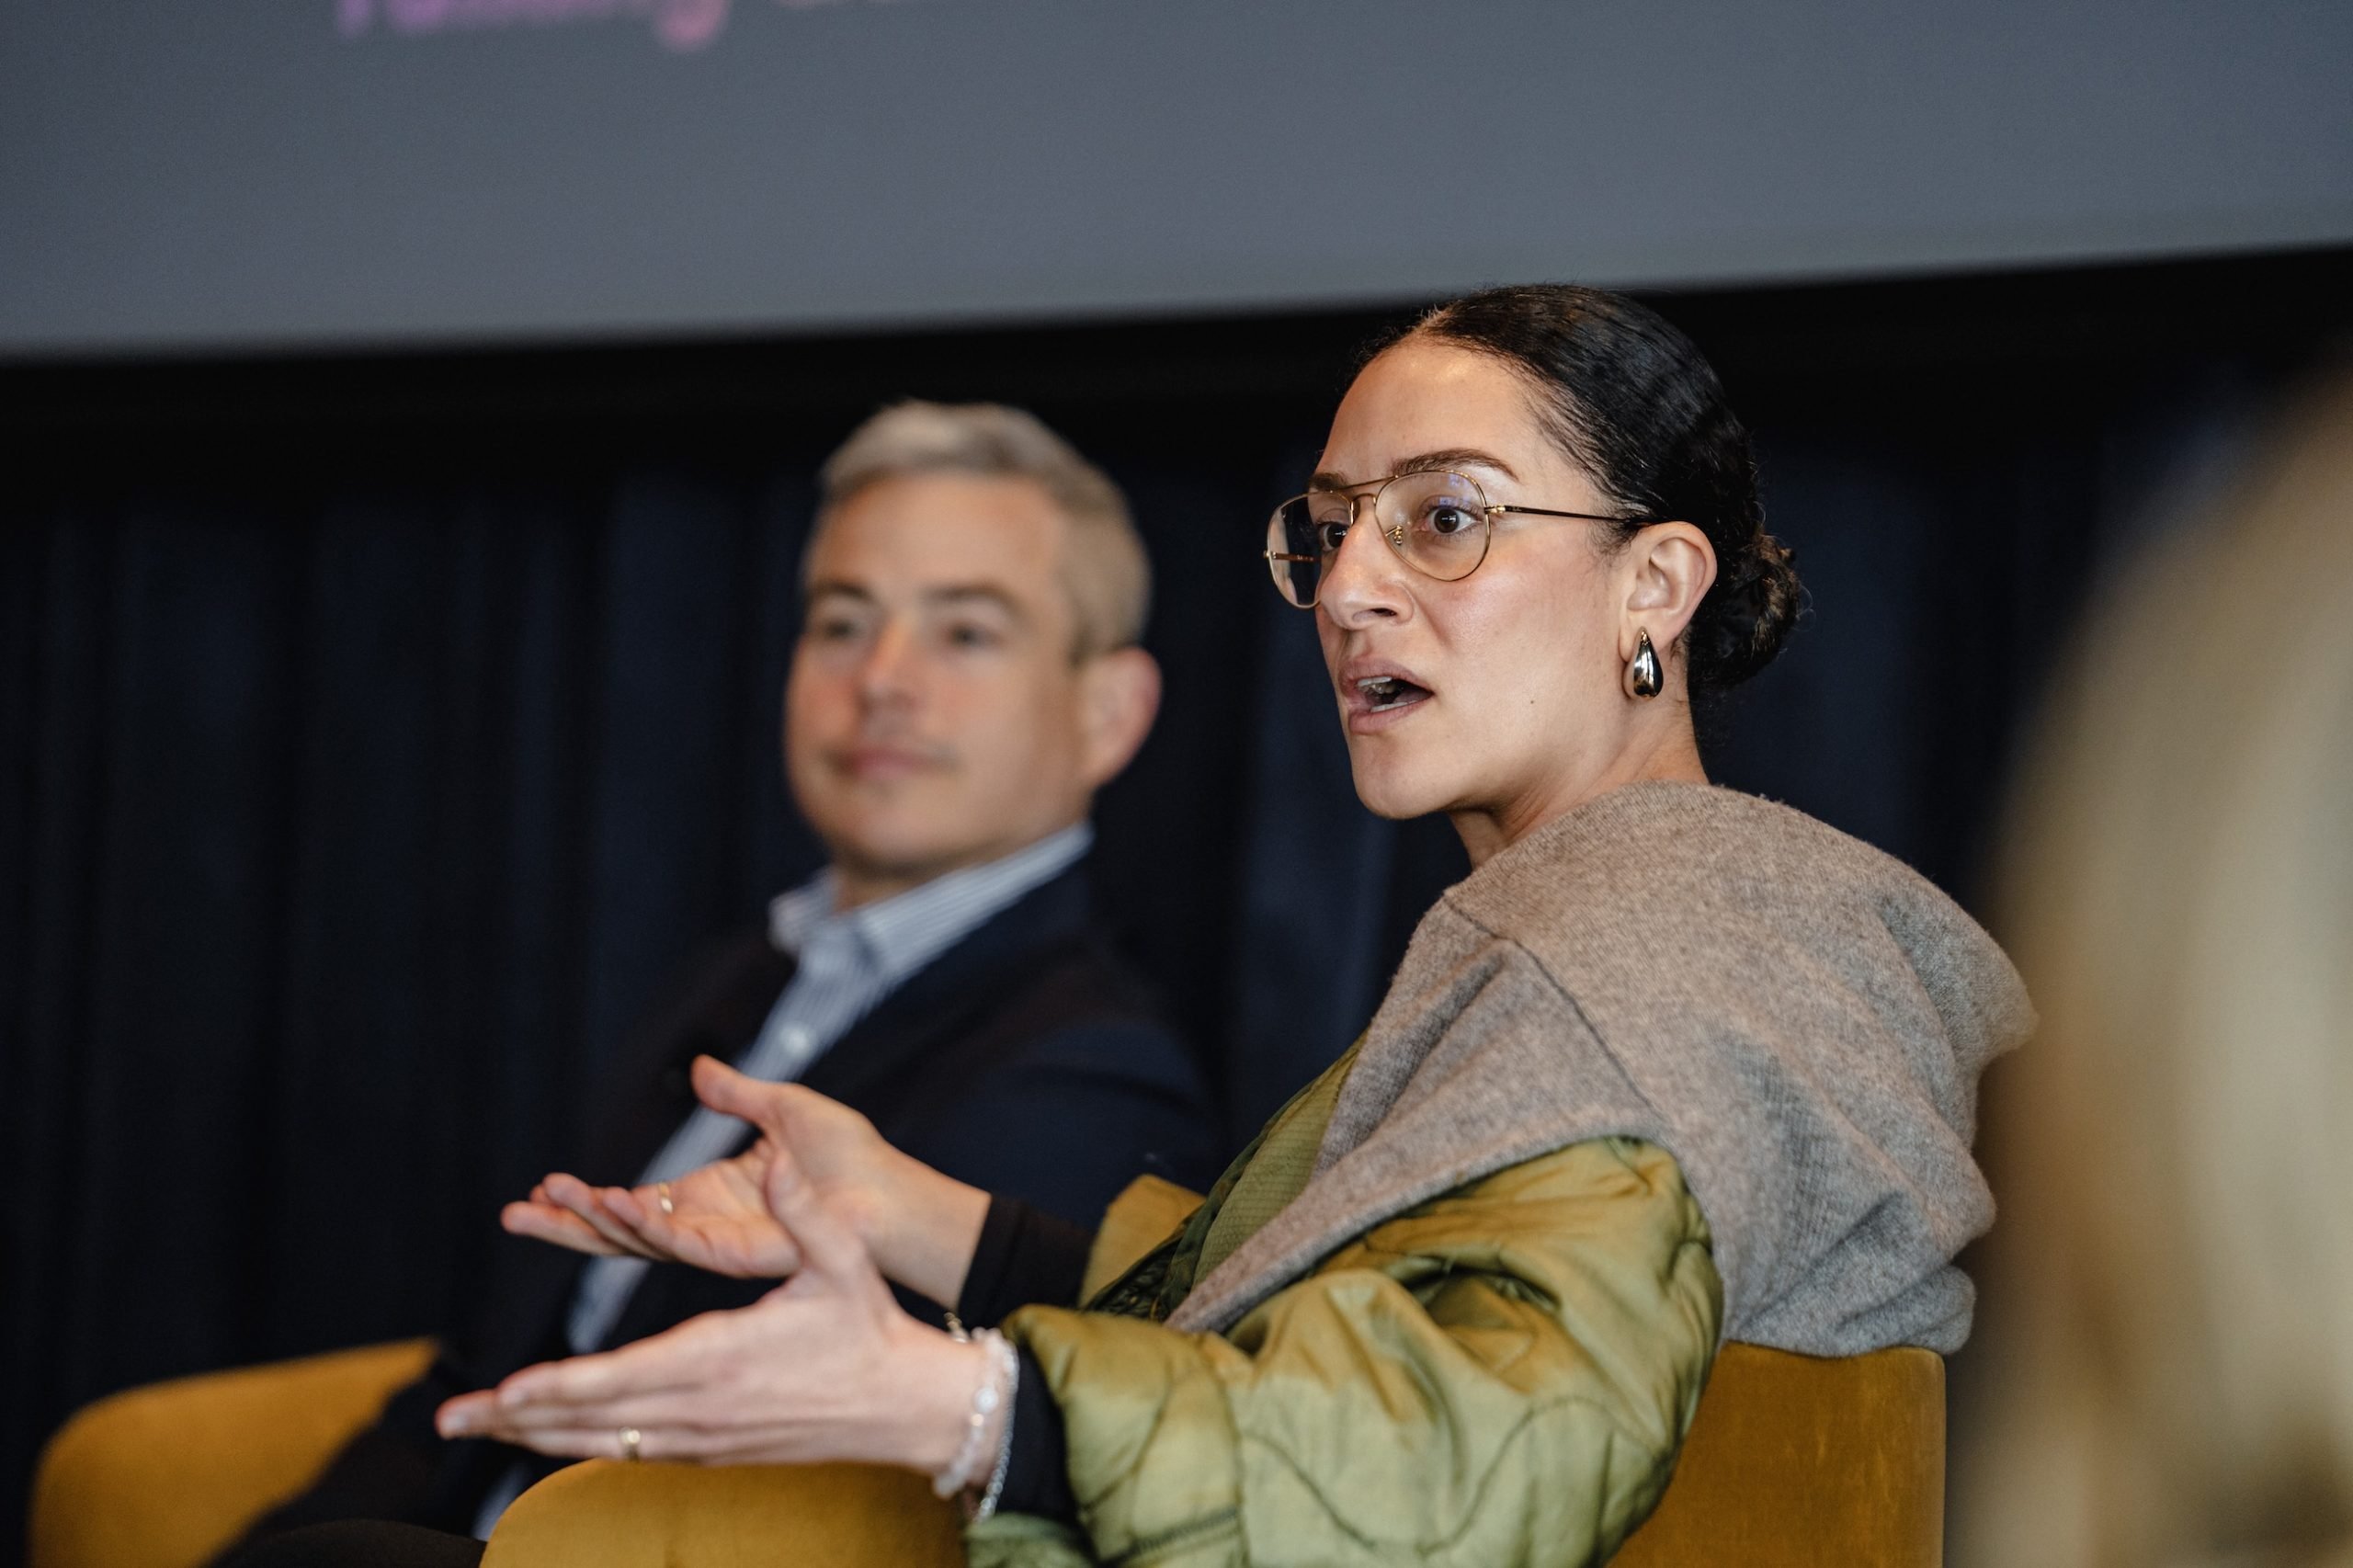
{"left": 2, "top": 0, "right": 2348, "bottom": 354}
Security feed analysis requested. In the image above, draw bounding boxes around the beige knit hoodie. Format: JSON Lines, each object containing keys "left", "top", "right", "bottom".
{"left": 1170, "top": 781, "right": 2034, "bottom": 1355}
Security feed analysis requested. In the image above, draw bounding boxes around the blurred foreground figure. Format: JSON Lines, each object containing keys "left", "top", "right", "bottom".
{"left": 1956, "top": 380, "right": 2353, "bottom": 1568}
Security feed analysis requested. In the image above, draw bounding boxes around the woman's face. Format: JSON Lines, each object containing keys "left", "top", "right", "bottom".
{"left": 1313, "top": 338, "right": 1656, "bottom": 850}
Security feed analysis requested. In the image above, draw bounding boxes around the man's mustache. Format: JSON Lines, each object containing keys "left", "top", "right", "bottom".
{"left": 824, "top": 734, "right": 957, "bottom": 773}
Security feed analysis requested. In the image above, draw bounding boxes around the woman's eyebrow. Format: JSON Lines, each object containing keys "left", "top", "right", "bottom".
{"left": 1398, "top": 448, "right": 1519, "bottom": 479}
{"left": 1310, "top": 448, "right": 1521, "bottom": 490}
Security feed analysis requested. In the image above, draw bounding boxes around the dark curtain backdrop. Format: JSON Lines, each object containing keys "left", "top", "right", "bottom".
{"left": 6, "top": 250, "right": 2349, "bottom": 1563}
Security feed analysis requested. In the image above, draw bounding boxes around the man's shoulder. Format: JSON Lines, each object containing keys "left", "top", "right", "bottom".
{"left": 978, "top": 935, "right": 1192, "bottom": 1067}
{"left": 875, "top": 860, "right": 1164, "bottom": 1029}
{"left": 1004, "top": 926, "right": 1169, "bottom": 1019}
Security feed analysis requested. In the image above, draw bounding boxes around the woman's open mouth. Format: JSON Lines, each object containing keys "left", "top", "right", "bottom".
{"left": 1356, "top": 675, "right": 1432, "bottom": 713}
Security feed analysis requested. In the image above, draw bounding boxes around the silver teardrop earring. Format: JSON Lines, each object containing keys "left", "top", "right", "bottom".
{"left": 1624, "top": 628, "right": 1663, "bottom": 700}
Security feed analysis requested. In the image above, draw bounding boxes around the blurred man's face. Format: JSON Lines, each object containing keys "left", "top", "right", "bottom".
{"left": 785, "top": 473, "right": 1108, "bottom": 904}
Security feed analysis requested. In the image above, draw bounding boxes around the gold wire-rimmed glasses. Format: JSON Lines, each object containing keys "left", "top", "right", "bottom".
{"left": 1263, "top": 470, "right": 1644, "bottom": 608}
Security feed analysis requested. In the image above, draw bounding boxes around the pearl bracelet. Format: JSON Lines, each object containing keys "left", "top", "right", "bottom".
{"left": 966, "top": 1342, "right": 1019, "bottom": 1524}
{"left": 934, "top": 1325, "right": 1017, "bottom": 1503}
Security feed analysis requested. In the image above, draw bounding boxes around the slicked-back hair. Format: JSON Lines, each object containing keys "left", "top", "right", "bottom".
{"left": 1393, "top": 284, "right": 1802, "bottom": 697}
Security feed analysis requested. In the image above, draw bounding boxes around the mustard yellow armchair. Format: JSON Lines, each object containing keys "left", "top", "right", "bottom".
{"left": 29, "top": 1338, "right": 439, "bottom": 1568}
{"left": 474, "top": 1341, "right": 1946, "bottom": 1568}
{"left": 30, "top": 1177, "right": 1946, "bottom": 1567}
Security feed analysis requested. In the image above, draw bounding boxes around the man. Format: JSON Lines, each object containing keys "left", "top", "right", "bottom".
{"left": 233, "top": 402, "right": 1221, "bottom": 1551}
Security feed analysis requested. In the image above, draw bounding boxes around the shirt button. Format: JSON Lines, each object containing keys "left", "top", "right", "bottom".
{"left": 781, "top": 1026, "right": 813, "bottom": 1053}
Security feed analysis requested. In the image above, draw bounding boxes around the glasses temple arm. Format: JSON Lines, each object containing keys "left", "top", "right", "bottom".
{"left": 1489, "top": 505, "right": 1649, "bottom": 524}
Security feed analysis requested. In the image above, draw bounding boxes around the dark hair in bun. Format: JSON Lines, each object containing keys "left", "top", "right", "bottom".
{"left": 1394, "top": 284, "right": 1802, "bottom": 695}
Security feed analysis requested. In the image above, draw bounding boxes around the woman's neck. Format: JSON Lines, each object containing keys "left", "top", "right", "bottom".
{"left": 1449, "top": 715, "right": 1708, "bottom": 868}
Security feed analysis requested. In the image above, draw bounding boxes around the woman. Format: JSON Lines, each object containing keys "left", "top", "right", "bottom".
{"left": 261, "top": 285, "right": 2032, "bottom": 1567}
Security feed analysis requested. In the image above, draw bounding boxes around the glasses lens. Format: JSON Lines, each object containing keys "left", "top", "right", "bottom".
{"left": 1266, "top": 498, "right": 1327, "bottom": 607}
{"left": 1379, "top": 472, "right": 1490, "bottom": 582}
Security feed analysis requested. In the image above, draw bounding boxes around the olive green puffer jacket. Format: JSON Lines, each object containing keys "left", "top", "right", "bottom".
{"left": 966, "top": 1048, "right": 1722, "bottom": 1568}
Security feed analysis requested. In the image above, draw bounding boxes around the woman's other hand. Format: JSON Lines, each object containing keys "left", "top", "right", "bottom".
{"left": 504, "top": 1141, "right": 801, "bottom": 1277}
{"left": 503, "top": 1055, "right": 992, "bottom": 1303}
{"left": 439, "top": 1135, "right": 990, "bottom": 1473}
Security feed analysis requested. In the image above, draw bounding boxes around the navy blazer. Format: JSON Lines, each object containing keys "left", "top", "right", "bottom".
{"left": 243, "top": 862, "right": 1221, "bottom": 1540}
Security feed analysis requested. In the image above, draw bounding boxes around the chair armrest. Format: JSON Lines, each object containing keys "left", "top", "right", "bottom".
{"left": 481, "top": 1460, "right": 964, "bottom": 1568}
{"left": 29, "top": 1338, "right": 438, "bottom": 1568}
{"left": 475, "top": 1346, "right": 1943, "bottom": 1568}
{"left": 1611, "top": 1343, "right": 1947, "bottom": 1568}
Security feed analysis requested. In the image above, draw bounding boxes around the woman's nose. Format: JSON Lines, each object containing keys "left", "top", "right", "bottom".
{"left": 1318, "top": 512, "right": 1414, "bottom": 628}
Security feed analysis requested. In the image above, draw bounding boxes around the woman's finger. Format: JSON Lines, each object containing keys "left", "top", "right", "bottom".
{"left": 435, "top": 1389, "right": 495, "bottom": 1437}
{"left": 602, "top": 1187, "right": 720, "bottom": 1268}
{"left": 689, "top": 1054, "right": 790, "bottom": 1134}
{"left": 478, "top": 1425, "right": 635, "bottom": 1460}
{"left": 500, "top": 1199, "right": 620, "bottom": 1256}
{"left": 586, "top": 1185, "right": 671, "bottom": 1257}
{"left": 605, "top": 1189, "right": 804, "bottom": 1278}
{"left": 444, "top": 1419, "right": 666, "bottom": 1460}
{"left": 601, "top": 1184, "right": 679, "bottom": 1244}
{"left": 496, "top": 1312, "right": 729, "bottom": 1413}
{"left": 760, "top": 1140, "right": 881, "bottom": 1300}
{"left": 464, "top": 1381, "right": 733, "bottom": 1435}
{"left": 541, "top": 1173, "right": 664, "bottom": 1261}
{"left": 460, "top": 1420, "right": 803, "bottom": 1464}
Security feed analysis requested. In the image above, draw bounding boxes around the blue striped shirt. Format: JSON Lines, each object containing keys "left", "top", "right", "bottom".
{"left": 566, "top": 820, "right": 1095, "bottom": 1350}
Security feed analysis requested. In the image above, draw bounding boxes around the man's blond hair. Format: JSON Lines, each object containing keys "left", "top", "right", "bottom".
{"left": 815, "top": 402, "right": 1150, "bottom": 659}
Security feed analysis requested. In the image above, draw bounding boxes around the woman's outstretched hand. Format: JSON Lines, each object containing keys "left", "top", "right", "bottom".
{"left": 438, "top": 1135, "right": 988, "bottom": 1471}
{"left": 501, "top": 1055, "right": 993, "bottom": 1305}
{"left": 509, "top": 1139, "right": 799, "bottom": 1278}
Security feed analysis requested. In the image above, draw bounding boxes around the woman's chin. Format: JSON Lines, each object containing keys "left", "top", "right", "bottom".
{"left": 1346, "top": 759, "right": 1457, "bottom": 823}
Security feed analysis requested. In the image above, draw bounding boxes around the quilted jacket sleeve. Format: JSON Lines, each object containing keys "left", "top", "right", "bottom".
{"left": 968, "top": 1136, "right": 1722, "bottom": 1568}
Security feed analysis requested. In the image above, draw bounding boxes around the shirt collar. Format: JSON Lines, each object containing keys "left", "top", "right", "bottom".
{"left": 767, "top": 821, "right": 1095, "bottom": 984}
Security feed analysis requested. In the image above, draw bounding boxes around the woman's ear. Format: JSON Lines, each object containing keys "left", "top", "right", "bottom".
{"left": 1075, "top": 645, "right": 1162, "bottom": 790}
{"left": 1620, "top": 522, "right": 1718, "bottom": 660}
